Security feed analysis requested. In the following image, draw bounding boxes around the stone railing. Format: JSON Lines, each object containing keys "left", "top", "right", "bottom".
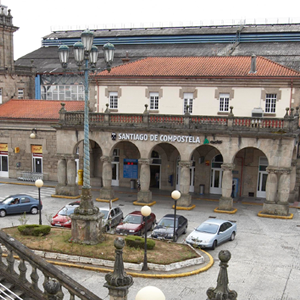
{"left": 59, "top": 104, "right": 299, "bottom": 134}
{"left": 0, "top": 230, "right": 103, "bottom": 300}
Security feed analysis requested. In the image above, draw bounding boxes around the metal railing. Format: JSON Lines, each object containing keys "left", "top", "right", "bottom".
{"left": 17, "top": 172, "right": 43, "bottom": 182}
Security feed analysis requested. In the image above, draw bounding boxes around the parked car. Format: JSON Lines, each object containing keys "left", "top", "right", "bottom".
{"left": 99, "top": 206, "right": 123, "bottom": 231}
{"left": 115, "top": 211, "right": 156, "bottom": 236}
{"left": 185, "top": 218, "right": 237, "bottom": 250}
{"left": 51, "top": 201, "right": 80, "bottom": 228}
{"left": 0, "top": 194, "right": 42, "bottom": 217}
{"left": 151, "top": 214, "right": 188, "bottom": 242}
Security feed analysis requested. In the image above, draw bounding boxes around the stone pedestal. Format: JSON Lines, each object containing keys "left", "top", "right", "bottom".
{"left": 99, "top": 187, "right": 115, "bottom": 200}
{"left": 219, "top": 196, "right": 233, "bottom": 210}
{"left": 261, "top": 202, "right": 290, "bottom": 216}
{"left": 71, "top": 187, "right": 103, "bottom": 245}
{"left": 137, "top": 190, "right": 152, "bottom": 203}
{"left": 177, "top": 193, "right": 192, "bottom": 207}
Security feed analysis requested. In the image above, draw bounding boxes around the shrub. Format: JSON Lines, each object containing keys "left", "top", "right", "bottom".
{"left": 18, "top": 224, "right": 51, "bottom": 236}
{"left": 125, "top": 235, "right": 155, "bottom": 250}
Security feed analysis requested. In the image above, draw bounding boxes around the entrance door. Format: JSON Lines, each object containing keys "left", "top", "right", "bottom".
{"left": 33, "top": 157, "right": 42, "bottom": 173}
{"left": 111, "top": 162, "right": 119, "bottom": 186}
{"left": 257, "top": 157, "right": 268, "bottom": 198}
{"left": 210, "top": 154, "right": 223, "bottom": 194}
{"left": 0, "top": 155, "right": 8, "bottom": 177}
{"left": 189, "top": 165, "right": 195, "bottom": 193}
{"left": 150, "top": 165, "right": 160, "bottom": 188}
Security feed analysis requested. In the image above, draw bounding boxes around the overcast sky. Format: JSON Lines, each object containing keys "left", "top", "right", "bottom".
{"left": 8, "top": 0, "right": 300, "bottom": 60}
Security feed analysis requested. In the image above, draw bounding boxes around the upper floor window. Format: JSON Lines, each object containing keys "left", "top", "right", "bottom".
{"left": 183, "top": 93, "right": 193, "bottom": 114}
{"left": 150, "top": 92, "right": 159, "bottom": 110}
{"left": 265, "top": 94, "right": 276, "bottom": 113}
{"left": 219, "top": 93, "right": 229, "bottom": 112}
{"left": 0, "top": 89, "right": 2, "bottom": 104}
{"left": 41, "top": 85, "right": 84, "bottom": 101}
{"left": 18, "top": 89, "right": 24, "bottom": 99}
{"left": 109, "top": 92, "right": 118, "bottom": 109}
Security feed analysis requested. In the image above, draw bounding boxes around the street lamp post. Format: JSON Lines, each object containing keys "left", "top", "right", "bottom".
{"left": 141, "top": 205, "right": 151, "bottom": 271}
{"left": 171, "top": 190, "right": 181, "bottom": 242}
{"left": 58, "top": 30, "right": 115, "bottom": 244}
{"left": 35, "top": 179, "right": 44, "bottom": 225}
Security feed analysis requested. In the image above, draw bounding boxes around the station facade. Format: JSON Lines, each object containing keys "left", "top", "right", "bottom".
{"left": 55, "top": 56, "right": 300, "bottom": 216}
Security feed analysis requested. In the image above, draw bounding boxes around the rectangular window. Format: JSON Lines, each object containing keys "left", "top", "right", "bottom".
{"left": 0, "top": 89, "right": 2, "bottom": 104}
{"left": 219, "top": 93, "right": 229, "bottom": 112}
{"left": 183, "top": 93, "right": 193, "bottom": 114}
{"left": 18, "top": 88, "right": 24, "bottom": 99}
{"left": 109, "top": 92, "right": 118, "bottom": 109}
{"left": 41, "top": 85, "right": 84, "bottom": 101}
{"left": 265, "top": 94, "right": 276, "bottom": 113}
{"left": 150, "top": 92, "right": 159, "bottom": 110}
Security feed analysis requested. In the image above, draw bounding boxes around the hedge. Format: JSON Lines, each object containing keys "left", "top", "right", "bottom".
{"left": 125, "top": 235, "right": 155, "bottom": 250}
{"left": 18, "top": 224, "right": 51, "bottom": 236}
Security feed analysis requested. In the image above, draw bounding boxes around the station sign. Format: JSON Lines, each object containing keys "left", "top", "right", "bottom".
{"left": 113, "top": 133, "right": 201, "bottom": 144}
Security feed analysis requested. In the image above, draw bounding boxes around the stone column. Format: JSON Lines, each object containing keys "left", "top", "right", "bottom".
{"left": 288, "top": 160, "right": 297, "bottom": 203}
{"left": 265, "top": 167, "right": 278, "bottom": 203}
{"left": 55, "top": 158, "right": 67, "bottom": 195}
{"left": 67, "top": 157, "right": 79, "bottom": 196}
{"left": 104, "top": 237, "right": 133, "bottom": 300}
{"left": 262, "top": 166, "right": 291, "bottom": 216}
{"left": 137, "top": 158, "right": 152, "bottom": 203}
{"left": 99, "top": 155, "right": 115, "bottom": 200}
{"left": 219, "top": 163, "right": 235, "bottom": 210}
{"left": 178, "top": 160, "right": 192, "bottom": 207}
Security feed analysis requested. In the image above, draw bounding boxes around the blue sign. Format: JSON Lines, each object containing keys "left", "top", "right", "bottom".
{"left": 123, "top": 159, "right": 138, "bottom": 179}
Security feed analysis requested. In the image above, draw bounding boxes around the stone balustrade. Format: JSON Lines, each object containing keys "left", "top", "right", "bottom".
{"left": 59, "top": 106, "right": 299, "bottom": 134}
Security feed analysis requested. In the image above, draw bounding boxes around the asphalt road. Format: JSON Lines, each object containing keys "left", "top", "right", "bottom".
{"left": 1, "top": 183, "right": 300, "bottom": 300}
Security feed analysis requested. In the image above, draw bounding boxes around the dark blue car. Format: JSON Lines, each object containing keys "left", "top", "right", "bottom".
{"left": 0, "top": 194, "right": 42, "bottom": 217}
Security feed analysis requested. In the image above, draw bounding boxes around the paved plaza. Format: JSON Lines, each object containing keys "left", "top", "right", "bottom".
{"left": 0, "top": 180, "right": 300, "bottom": 299}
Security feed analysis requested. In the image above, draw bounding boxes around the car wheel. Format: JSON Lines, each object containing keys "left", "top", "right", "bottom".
{"left": 138, "top": 230, "right": 142, "bottom": 236}
{"left": 230, "top": 232, "right": 236, "bottom": 241}
{"left": 183, "top": 226, "right": 187, "bottom": 234}
{"left": 0, "top": 209, "right": 6, "bottom": 217}
{"left": 105, "top": 225, "right": 110, "bottom": 232}
{"left": 211, "top": 240, "right": 217, "bottom": 250}
{"left": 30, "top": 207, "right": 38, "bottom": 215}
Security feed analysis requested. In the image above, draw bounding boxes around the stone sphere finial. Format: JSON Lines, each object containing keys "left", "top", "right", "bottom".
{"left": 114, "top": 237, "right": 125, "bottom": 249}
{"left": 219, "top": 250, "right": 231, "bottom": 263}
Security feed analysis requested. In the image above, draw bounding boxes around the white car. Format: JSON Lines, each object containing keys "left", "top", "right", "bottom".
{"left": 100, "top": 207, "right": 123, "bottom": 232}
{"left": 185, "top": 219, "right": 237, "bottom": 250}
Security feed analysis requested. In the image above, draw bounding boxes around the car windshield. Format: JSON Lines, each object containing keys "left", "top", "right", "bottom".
{"left": 1, "top": 197, "right": 14, "bottom": 204}
{"left": 123, "top": 214, "right": 142, "bottom": 224}
{"left": 158, "top": 218, "right": 176, "bottom": 228}
{"left": 58, "top": 206, "right": 77, "bottom": 216}
{"left": 100, "top": 210, "right": 109, "bottom": 219}
{"left": 196, "top": 223, "right": 219, "bottom": 234}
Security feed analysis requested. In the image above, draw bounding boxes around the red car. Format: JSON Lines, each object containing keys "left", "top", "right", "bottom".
{"left": 51, "top": 201, "right": 80, "bottom": 228}
{"left": 115, "top": 211, "right": 156, "bottom": 236}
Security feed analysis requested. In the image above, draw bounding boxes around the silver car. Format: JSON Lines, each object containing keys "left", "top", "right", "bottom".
{"left": 185, "top": 218, "right": 237, "bottom": 250}
{"left": 99, "top": 207, "right": 123, "bottom": 232}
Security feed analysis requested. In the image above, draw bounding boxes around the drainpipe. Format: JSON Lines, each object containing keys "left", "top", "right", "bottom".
{"left": 290, "top": 79, "right": 293, "bottom": 114}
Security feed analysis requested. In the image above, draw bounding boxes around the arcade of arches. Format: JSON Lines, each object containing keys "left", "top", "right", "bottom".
{"left": 55, "top": 131, "right": 297, "bottom": 216}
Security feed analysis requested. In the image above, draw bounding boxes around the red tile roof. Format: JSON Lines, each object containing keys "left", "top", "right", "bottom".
{"left": 0, "top": 100, "right": 84, "bottom": 121}
{"left": 95, "top": 56, "right": 300, "bottom": 78}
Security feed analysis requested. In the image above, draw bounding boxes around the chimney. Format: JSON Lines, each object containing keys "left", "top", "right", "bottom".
{"left": 122, "top": 51, "right": 130, "bottom": 64}
{"left": 250, "top": 54, "right": 256, "bottom": 73}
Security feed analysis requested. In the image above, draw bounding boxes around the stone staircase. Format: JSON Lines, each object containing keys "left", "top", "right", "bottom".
{"left": 0, "top": 277, "right": 33, "bottom": 300}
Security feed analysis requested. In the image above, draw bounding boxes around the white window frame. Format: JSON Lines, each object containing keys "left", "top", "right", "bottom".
{"left": 18, "top": 88, "right": 24, "bottom": 99}
{"left": 265, "top": 93, "right": 276, "bottom": 113}
{"left": 109, "top": 92, "right": 118, "bottom": 109}
{"left": 41, "top": 85, "right": 84, "bottom": 101}
{"left": 219, "top": 93, "right": 230, "bottom": 112}
{"left": 150, "top": 92, "right": 159, "bottom": 110}
{"left": 0, "top": 88, "right": 2, "bottom": 104}
{"left": 183, "top": 92, "right": 193, "bottom": 114}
